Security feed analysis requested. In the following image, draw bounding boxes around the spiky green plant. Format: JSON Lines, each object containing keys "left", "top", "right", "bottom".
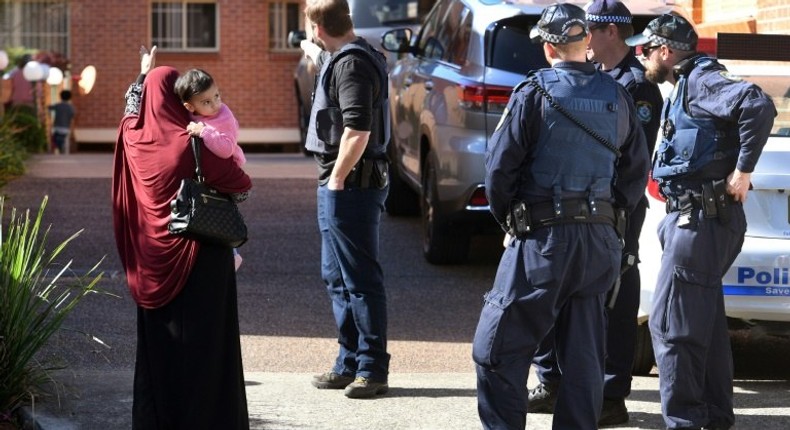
{"left": 0, "top": 196, "right": 103, "bottom": 418}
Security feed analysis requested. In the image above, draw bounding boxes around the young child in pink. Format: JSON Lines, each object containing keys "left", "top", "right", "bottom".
{"left": 175, "top": 68, "right": 247, "bottom": 270}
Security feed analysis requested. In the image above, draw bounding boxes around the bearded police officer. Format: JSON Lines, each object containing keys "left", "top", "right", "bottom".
{"left": 300, "top": 0, "right": 392, "bottom": 399}
{"left": 529, "top": 1, "right": 663, "bottom": 426}
{"left": 472, "top": 3, "right": 649, "bottom": 428}
{"left": 626, "top": 14, "right": 776, "bottom": 430}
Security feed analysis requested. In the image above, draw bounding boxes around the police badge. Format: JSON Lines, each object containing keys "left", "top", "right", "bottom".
{"left": 635, "top": 101, "right": 653, "bottom": 124}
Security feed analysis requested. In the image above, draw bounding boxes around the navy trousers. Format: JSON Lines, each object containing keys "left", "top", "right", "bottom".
{"left": 650, "top": 205, "right": 745, "bottom": 429}
{"left": 533, "top": 199, "right": 647, "bottom": 399}
{"left": 317, "top": 185, "right": 390, "bottom": 382}
{"left": 473, "top": 223, "right": 621, "bottom": 429}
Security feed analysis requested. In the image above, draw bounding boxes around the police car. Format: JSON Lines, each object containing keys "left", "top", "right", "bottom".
{"left": 634, "top": 33, "right": 790, "bottom": 374}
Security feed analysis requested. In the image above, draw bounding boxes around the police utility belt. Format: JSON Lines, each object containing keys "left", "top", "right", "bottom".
{"left": 664, "top": 179, "right": 733, "bottom": 225}
{"left": 506, "top": 198, "right": 625, "bottom": 238}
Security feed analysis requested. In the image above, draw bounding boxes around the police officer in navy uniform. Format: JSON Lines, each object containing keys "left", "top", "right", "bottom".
{"left": 528, "top": 1, "right": 663, "bottom": 426}
{"left": 626, "top": 14, "right": 776, "bottom": 430}
{"left": 472, "top": 3, "right": 649, "bottom": 428}
{"left": 299, "top": 0, "right": 392, "bottom": 399}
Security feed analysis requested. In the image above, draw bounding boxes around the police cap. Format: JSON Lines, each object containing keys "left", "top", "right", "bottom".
{"left": 530, "top": 3, "right": 589, "bottom": 44}
{"left": 585, "top": 0, "right": 633, "bottom": 27}
{"left": 625, "top": 13, "right": 698, "bottom": 51}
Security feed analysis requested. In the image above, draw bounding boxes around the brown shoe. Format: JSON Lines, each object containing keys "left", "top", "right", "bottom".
{"left": 343, "top": 377, "right": 389, "bottom": 399}
{"left": 311, "top": 372, "right": 354, "bottom": 389}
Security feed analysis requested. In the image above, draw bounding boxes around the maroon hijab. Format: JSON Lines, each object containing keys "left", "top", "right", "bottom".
{"left": 112, "top": 66, "right": 251, "bottom": 309}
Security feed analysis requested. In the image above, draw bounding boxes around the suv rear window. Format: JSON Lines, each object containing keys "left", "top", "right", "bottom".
{"left": 488, "top": 15, "right": 549, "bottom": 75}
{"left": 351, "top": 0, "right": 422, "bottom": 28}
{"left": 487, "top": 14, "right": 666, "bottom": 76}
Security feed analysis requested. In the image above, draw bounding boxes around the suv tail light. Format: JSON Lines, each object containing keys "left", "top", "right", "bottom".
{"left": 457, "top": 83, "right": 512, "bottom": 114}
{"left": 466, "top": 186, "right": 490, "bottom": 210}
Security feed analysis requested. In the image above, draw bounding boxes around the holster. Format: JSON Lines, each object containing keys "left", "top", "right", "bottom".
{"left": 712, "top": 179, "right": 731, "bottom": 224}
{"left": 607, "top": 252, "right": 636, "bottom": 310}
{"left": 506, "top": 200, "right": 532, "bottom": 239}
{"left": 345, "top": 158, "right": 389, "bottom": 189}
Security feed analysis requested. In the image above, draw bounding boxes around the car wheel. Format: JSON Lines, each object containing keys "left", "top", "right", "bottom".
{"left": 632, "top": 322, "right": 655, "bottom": 376}
{"left": 296, "top": 88, "right": 312, "bottom": 157}
{"left": 421, "top": 152, "right": 470, "bottom": 264}
{"left": 384, "top": 144, "right": 419, "bottom": 216}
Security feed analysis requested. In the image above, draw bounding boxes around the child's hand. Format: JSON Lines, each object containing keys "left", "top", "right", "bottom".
{"left": 186, "top": 121, "right": 204, "bottom": 136}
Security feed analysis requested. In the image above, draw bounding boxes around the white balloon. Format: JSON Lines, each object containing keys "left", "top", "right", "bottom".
{"left": 47, "top": 67, "right": 63, "bottom": 85}
{"left": 0, "top": 51, "right": 8, "bottom": 70}
{"left": 23, "top": 61, "right": 46, "bottom": 81}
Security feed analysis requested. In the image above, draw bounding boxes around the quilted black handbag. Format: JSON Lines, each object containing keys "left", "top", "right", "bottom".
{"left": 168, "top": 136, "right": 248, "bottom": 248}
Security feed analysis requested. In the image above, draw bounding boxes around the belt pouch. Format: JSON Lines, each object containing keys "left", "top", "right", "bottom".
{"left": 701, "top": 182, "right": 718, "bottom": 218}
{"left": 712, "top": 179, "right": 731, "bottom": 224}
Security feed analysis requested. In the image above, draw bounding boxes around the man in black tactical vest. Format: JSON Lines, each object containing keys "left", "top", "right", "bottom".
{"left": 300, "top": 0, "right": 392, "bottom": 400}
{"left": 471, "top": 3, "right": 650, "bottom": 429}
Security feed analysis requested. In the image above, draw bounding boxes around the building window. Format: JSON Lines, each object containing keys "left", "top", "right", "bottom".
{"left": 152, "top": 1, "right": 218, "bottom": 51}
{"left": 269, "top": 1, "right": 302, "bottom": 51}
{"left": 0, "top": 0, "right": 69, "bottom": 57}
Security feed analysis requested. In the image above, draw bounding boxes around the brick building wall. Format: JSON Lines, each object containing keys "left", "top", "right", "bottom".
{"left": 676, "top": 0, "right": 790, "bottom": 34}
{"left": 69, "top": 0, "right": 303, "bottom": 147}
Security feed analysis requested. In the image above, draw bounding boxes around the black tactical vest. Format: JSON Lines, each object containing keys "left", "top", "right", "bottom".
{"left": 521, "top": 68, "right": 620, "bottom": 203}
{"left": 304, "top": 38, "right": 390, "bottom": 159}
{"left": 652, "top": 57, "right": 739, "bottom": 196}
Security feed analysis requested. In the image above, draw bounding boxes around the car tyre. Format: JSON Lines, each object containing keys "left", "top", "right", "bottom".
{"left": 632, "top": 322, "right": 655, "bottom": 376}
{"left": 385, "top": 145, "right": 419, "bottom": 216}
{"left": 421, "top": 152, "right": 470, "bottom": 265}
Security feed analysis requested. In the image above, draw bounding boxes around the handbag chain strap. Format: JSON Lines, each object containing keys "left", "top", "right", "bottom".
{"left": 527, "top": 79, "right": 621, "bottom": 158}
{"left": 189, "top": 136, "right": 205, "bottom": 183}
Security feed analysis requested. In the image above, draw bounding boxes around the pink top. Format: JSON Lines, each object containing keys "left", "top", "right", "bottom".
{"left": 194, "top": 103, "right": 246, "bottom": 166}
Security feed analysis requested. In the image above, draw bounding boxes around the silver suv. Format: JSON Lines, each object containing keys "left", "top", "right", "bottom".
{"left": 292, "top": 0, "right": 430, "bottom": 154}
{"left": 380, "top": 0, "right": 681, "bottom": 264}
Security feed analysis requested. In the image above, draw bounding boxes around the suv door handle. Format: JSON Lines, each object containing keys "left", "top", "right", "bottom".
{"left": 424, "top": 80, "right": 434, "bottom": 91}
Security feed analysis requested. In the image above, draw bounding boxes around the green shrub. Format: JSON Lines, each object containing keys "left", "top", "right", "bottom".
{"left": 0, "top": 117, "right": 27, "bottom": 188}
{"left": 2, "top": 107, "right": 47, "bottom": 154}
{"left": 0, "top": 196, "right": 104, "bottom": 419}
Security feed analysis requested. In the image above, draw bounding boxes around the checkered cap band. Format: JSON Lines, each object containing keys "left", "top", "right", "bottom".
{"left": 586, "top": 13, "right": 632, "bottom": 24}
{"left": 537, "top": 17, "right": 588, "bottom": 44}
{"left": 647, "top": 32, "right": 694, "bottom": 51}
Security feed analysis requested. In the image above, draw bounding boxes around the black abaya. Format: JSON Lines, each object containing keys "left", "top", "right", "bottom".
{"left": 132, "top": 244, "right": 249, "bottom": 430}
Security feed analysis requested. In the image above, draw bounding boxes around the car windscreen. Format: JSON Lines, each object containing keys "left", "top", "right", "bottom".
{"left": 487, "top": 15, "right": 549, "bottom": 75}
{"left": 350, "top": 0, "right": 422, "bottom": 28}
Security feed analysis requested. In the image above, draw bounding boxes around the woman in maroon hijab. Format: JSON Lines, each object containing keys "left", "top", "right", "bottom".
{"left": 112, "top": 46, "right": 252, "bottom": 429}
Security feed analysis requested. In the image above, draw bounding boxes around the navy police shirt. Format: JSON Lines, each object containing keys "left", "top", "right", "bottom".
{"left": 677, "top": 56, "right": 776, "bottom": 174}
{"left": 601, "top": 53, "right": 663, "bottom": 155}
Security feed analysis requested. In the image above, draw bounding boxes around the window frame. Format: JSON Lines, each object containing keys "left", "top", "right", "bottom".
{"left": 150, "top": 0, "right": 220, "bottom": 53}
{"left": 0, "top": 0, "right": 70, "bottom": 57}
{"left": 268, "top": 0, "right": 303, "bottom": 52}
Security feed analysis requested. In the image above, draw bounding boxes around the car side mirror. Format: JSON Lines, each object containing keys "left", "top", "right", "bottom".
{"left": 288, "top": 30, "right": 307, "bottom": 49}
{"left": 381, "top": 28, "right": 413, "bottom": 54}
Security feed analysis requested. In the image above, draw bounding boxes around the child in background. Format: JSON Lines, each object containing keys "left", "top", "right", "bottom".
{"left": 174, "top": 68, "right": 247, "bottom": 270}
{"left": 48, "top": 90, "right": 76, "bottom": 154}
